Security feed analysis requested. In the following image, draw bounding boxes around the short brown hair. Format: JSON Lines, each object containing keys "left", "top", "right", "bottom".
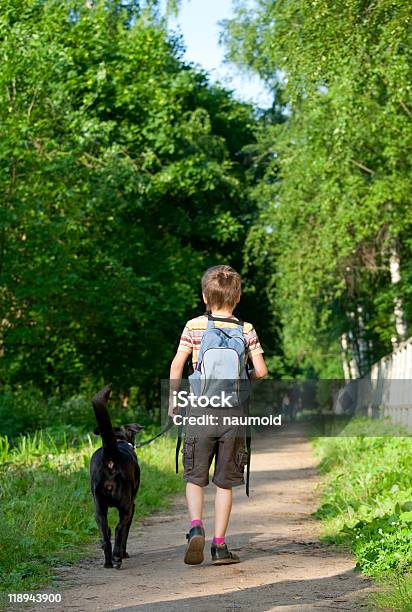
{"left": 201, "top": 265, "right": 241, "bottom": 310}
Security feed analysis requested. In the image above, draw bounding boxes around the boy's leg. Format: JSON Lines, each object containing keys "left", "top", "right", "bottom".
{"left": 210, "top": 432, "right": 245, "bottom": 564}
{"left": 211, "top": 484, "right": 239, "bottom": 564}
{"left": 186, "top": 482, "right": 204, "bottom": 522}
{"left": 184, "top": 482, "right": 206, "bottom": 565}
{"left": 214, "top": 486, "right": 232, "bottom": 538}
{"left": 182, "top": 433, "right": 215, "bottom": 565}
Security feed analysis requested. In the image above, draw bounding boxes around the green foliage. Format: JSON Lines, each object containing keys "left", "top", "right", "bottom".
{"left": 0, "top": 0, "right": 258, "bottom": 399}
{"left": 0, "top": 386, "right": 49, "bottom": 437}
{"left": 314, "top": 419, "right": 412, "bottom": 609}
{"left": 345, "top": 508, "right": 412, "bottom": 576}
{"left": 0, "top": 385, "right": 150, "bottom": 436}
{"left": 0, "top": 426, "right": 183, "bottom": 596}
{"left": 223, "top": 0, "right": 412, "bottom": 376}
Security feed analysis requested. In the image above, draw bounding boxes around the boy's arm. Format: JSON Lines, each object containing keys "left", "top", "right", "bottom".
{"left": 245, "top": 324, "right": 268, "bottom": 379}
{"left": 168, "top": 350, "right": 190, "bottom": 417}
{"left": 250, "top": 353, "right": 268, "bottom": 380}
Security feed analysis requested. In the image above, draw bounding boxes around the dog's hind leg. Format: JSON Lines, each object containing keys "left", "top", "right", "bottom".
{"left": 95, "top": 500, "right": 113, "bottom": 568}
{"left": 113, "top": 507, "right": 133, "bottom": 569}
{"left": 122, "top": 503, "right": 135, "bottom": 559}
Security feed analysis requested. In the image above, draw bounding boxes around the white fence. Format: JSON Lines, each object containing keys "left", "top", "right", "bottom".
{"left": 360, "top": 337, "right": 412, "bottom": 431}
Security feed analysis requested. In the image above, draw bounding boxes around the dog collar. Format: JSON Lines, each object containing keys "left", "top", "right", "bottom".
{"left": 117, "top": 440, "right": 135, "bottom": 448}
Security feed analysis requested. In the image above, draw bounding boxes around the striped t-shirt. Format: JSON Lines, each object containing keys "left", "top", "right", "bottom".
{"left": 178, "top": 314, "right": 264, "bottom": 367}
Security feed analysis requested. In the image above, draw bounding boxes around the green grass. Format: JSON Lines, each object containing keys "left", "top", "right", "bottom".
{"left": 0, "top": 426, "right": 183, "bottom": 606}
{"left": 371, "top": 575, "right": 412, "bottom": 611}
{"left": 313, "top": 418, "right": 412, "bottom": 611}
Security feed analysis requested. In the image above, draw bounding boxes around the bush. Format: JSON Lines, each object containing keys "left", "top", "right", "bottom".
{"left": 0, "top": 386, "right": 49, "bottom": 437}
{"left": 0, "top": 385, "right": 152, "bottom": 438}
{"left": 345, "top": 504, "right": 412, "bottom": 576}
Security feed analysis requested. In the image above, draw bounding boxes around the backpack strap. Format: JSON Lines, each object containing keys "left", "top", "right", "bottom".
{"left": 206, "top": 312, "right": 244, "bottom": 327}
{"left": 245, "top": 396, "right": 252, "bottom": 496}
{"left": 175, "top": 422, "right": 183, "bottom": 473}
{"left": 245, "top": 424, "right": 251, "bottom": 496}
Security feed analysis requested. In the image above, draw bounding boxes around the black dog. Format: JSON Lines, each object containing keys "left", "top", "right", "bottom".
{"left": 90, "top": 384, "right": 143, "bottom": 569}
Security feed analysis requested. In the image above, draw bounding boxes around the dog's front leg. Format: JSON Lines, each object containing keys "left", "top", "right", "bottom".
{"left": 113, "top": 507, "right": 133, "bottom": 569}
{"left": 95, "top": 501, "right": 113, "bottom": 568}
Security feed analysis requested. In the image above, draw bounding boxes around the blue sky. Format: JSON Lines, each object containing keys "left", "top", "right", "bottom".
{"left": 166, "top": 0, "right": 272, "bottom": 108}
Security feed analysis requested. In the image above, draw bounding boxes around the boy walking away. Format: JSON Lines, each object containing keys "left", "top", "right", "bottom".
{"left": 169, "top": 265, "right": 268, "bottom": 565}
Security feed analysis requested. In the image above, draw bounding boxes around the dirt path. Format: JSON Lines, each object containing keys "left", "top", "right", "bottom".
{"left": 36, "top": 427, "right": 373, "bottom": 611}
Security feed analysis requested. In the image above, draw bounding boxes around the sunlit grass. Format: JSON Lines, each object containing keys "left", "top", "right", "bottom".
{"left": 371, "top": 574, "right": 412, "bottom": 611}
{"left": 313, "top": 418, "right": 412, "bottom": 611}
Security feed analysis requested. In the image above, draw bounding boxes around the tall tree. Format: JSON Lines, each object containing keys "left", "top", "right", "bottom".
{"left": 223, "top": 0, "right": 412, "bottom": 376}
{"left": 0, "top": 0, "right": 257, "bottom": 399}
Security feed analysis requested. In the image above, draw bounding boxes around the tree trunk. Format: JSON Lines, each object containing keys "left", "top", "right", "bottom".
{"left": 346, "top": 307, "right": 369, "bottom": 378}
{"left": 390, "top": 241, "right": 408, "bottom": 346}
{"left": 356, "top": 305, "right": 369, "bottom": 374}
{"left": 340, "top": 333, "right": 351, "bottom": 382}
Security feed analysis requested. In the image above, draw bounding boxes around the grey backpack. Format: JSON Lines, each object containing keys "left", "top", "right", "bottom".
{"left": 188, "top": 313, "right": 248, "bottom": 407}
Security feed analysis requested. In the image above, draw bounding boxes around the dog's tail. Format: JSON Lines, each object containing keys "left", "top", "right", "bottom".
{"left": 92, "top": 383, "right": 118, "bottom": 456}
